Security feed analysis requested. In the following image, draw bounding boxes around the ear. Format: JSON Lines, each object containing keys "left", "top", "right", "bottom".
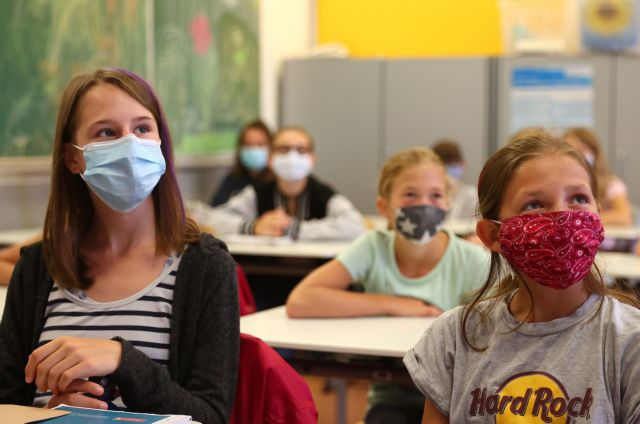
{"left": 63, "top": 143, "right": 84, "bottom": 174}
{"left": 375, "top": 196, "right": 388, "bottom": 217}
{"left": 476, "top": 219, "right": 502, "bottom": 253}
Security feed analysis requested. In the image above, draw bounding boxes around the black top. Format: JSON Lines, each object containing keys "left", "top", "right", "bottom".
{"left": 254, "top": 175, "right": 336, "bottom": 220}
{"left": 0, "top": 234, "right": 239, "bottom": 424}
{"left": 210, "top": 172, "right": 257, "bottom": 206}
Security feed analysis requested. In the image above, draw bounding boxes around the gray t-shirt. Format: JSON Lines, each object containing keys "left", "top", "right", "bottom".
{"left": 404, "top": 292, "right": 640, "bottom": 423}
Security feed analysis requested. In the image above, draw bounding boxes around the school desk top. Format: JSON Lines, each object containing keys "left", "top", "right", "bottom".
{"left": 240, "top": 305, "right": 436, "bottom": 358}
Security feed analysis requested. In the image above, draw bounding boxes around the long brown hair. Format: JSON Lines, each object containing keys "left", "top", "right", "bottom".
{"left": 461, "top": 129, "right": 639, "bottom": 351}
{"left": 43, "top": 67, "right": 200, "bottom": 290}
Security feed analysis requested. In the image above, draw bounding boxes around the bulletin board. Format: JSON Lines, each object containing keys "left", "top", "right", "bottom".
{"left": 0, "top": 0, "right": 259, "bottom": 157}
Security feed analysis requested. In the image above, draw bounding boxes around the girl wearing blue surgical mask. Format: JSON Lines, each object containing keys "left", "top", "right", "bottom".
{"left": 0, "top": 68, "right": 238, "bottom": 423}
{"left": 286, "top": 147, "right": 489, "bottom": 424}
{"left": 210, "top": 120, "right": 273, "bottom": 206}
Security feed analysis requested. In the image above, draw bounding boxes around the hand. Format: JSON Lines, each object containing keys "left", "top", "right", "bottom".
{"left": 253, "top": 208, "right": 292, "bottom": 236}
{"left": 387, "top": 297, "right": 443, "bottom": 317}
{"left": 46, "top": 379, "right": 108, "bottom": 410}
{"left": 25, "top": 337, "right": 122, "bottom": 395}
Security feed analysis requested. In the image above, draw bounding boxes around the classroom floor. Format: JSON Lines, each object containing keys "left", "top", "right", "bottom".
{"left": 304, "top": 377, "right": 369, "bottom": 424}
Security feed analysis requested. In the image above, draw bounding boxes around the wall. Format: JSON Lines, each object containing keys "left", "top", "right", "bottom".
{"left": 316, "top": 0, "right": 503, "bottom": 57}
{"left": 259, "top": 0, "right": 315, "bottom": 128}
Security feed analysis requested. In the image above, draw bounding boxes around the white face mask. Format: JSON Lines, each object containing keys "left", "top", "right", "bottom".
{"left": 271, "top": 151, "right": 313, "bottom": 181}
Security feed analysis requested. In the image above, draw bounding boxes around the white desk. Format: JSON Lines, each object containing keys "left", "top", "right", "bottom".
{"left": 240, "top": 306, "right": 434, "bottom": 358}
{"left": 222, "top": 235, "right": 348, "bottom": 259}
{"left": 0, "top": 228, "right": 40, "bottom": 247}
{"left": 604, "top": 225, "right": 640, "bottom": 240}
{"left": 597, "top": 252, "right": 640, "bottom": 280}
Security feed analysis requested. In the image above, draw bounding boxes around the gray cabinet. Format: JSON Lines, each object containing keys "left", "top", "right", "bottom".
{"left": 282, "top": 55, "right": 639, "bottom": 212}
{"left": 282, "top": 59, "right": 383, "bottom": 214}
{"left": 385, "top": 59, "right": 490, "bottom": 188}
{"left": 613, "top": 56, "right": 640, "bottom": 205}
{"left": 282, "top": 58, "right": 490, "bottom": 213}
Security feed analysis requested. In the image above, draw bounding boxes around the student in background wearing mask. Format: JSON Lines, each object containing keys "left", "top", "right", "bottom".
{"left": 563, "top": 127, "right": 633, "bottom": 226}
{"left": 210, "top": 119, "right": 272, "bottom": 207}
{"left": 192, "top": 126, "right": 365, "bottom": 241}
{"left": 0, "top": 68, "right": 238, "bottom": 423}
{"left": 431, "top": 139, "right": 479, "bottom": 224}
{"left": 405, "top": 130, "right": 640, "bottom": 423}
{"left": 286, "top": 147, "right": 489, "bottom": 423}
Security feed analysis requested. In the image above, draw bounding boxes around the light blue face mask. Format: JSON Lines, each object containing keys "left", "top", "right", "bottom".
{"left": 446, "top": 164, "right": 464, "bottom": 180}
{"left": 239, "top": 146, "right": 268, "bottom": 171}
{"left": 72, "top": 134, "right": 166, "bottom": 213}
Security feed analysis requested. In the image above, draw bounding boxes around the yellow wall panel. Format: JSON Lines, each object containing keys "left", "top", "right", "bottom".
{"left": 317, "top": 0, "right": 503, "bottom": 57}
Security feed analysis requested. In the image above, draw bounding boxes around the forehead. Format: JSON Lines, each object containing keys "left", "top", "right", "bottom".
{"left": 392, "top": 162, "right": 446, "bottom": 191}
{"left": 503, "top": 154, "right": 593, "bottom": 199}
{"left": 74, "top": 83, "right": 153, "bottom": 126}
{"left": 273, "top": 130, "right": 310, "bottom": 146}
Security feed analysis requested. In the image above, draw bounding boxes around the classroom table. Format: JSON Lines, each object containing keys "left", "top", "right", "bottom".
{"left": 0, "top": 228, "right": 40, "bottom": 248}
{"left": 597, "top": 252, "right": 640, "bottom": 280}
{"left": 240, "top": 305, "right": 434, "bottom": 424}
{"left": 221, "top": 235, "right": 351, "bottom": 310}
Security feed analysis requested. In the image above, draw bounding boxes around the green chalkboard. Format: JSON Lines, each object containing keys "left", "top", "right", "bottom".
{"left": 0, "top": 0, "right": 259, "bottom": 157}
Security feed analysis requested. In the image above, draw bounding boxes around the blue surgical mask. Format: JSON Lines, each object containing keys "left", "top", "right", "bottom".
{"left": 72, "top": 134, "right": 166, "bottom": 213}
{"left": 446, "top": 164, "right": 464, "bottom": 180}
{"left": 584, "top": 152, "right": 595, "bottom": 167}
{"left": 240, "top": 146, "right": 268, "bottom": 171}
{"left": 395, "top": 204, "right": 446, "bottom": 244}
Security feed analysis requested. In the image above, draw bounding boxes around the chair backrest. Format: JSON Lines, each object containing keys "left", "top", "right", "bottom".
{"left": 230, "top": 333, "right": 318, "bottom": 424}
{"left": 236, "top": 264, "right": 256, "bottom": 316}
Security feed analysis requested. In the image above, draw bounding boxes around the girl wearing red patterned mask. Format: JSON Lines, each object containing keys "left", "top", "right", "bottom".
{"left": 404, "top": 129, "right": 640, "bottom": 424}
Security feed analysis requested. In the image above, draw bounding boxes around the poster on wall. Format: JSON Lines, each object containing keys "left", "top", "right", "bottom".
{"left": 510, "top": 66, "right": 594, "bottom": 135}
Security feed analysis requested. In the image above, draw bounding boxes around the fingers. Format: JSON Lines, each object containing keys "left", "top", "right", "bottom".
{"left": 47, "top": 355, "right": 84, "bottom": 394}
{"left": 47, "top": 392, "right": 108, "bottom": 410}
{"left": 64, "top": 379, "right": 104, "bottom": 397}
{"left": 27, "top": 338, "right": 122, "bottom": 395}
{"left": 422, "top": 306, "right": 443, "bottom": 317}
{"left": 26, "top": 338, "right": 64, "bottom": 384}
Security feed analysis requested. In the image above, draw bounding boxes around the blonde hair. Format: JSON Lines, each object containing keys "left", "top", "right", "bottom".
{"left": 272, "top": 126, "right": 315, "bottom": 151}
{"left": 378, "top": 147, "right": 446, "bottom": 200}
{"left": 562, "top": 127, "right": 609, "bottom": 202}
{"left": 462, "top": 128, "right": 639, "bottom": 351}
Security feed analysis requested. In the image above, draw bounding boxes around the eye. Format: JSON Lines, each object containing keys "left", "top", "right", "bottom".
{"left": 96, "top": 128, "right": 116, "bottom": 138}
{"left": 135, "top": 124, "right": 152, "bottom": 135}
{"left": 571, "top": 194, "right": 590, "bottom": 205}
{"left": 523, "top": 200, "right": 543, "bottom": 211}
{"left": 403, "top": 192, "right": 417, "bottom": 199}
{"left": 431, "top": 192, "right": 444, "bottom": 200}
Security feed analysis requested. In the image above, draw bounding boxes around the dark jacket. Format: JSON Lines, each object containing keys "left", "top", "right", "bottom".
{"left": 0, "top": 233, "right": 239, "bottom": 424}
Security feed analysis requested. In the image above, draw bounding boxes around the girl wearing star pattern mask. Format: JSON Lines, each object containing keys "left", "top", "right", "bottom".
{"left": 0, "top": 68, "right": 239, "bottom": 423}
{"left": 287, "top": 147, "right": 489, "bottom": 424}
{"left": 404, "top": 129, "right": 640, "bottom": 424}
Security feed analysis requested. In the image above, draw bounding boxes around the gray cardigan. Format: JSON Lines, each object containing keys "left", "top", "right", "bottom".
{"left": 0, "top": 233, "right": 239, "bottom": 423}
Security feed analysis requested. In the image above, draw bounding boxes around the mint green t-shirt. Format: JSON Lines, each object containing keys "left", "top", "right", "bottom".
{"left": 336, "top": 228, "right": 490, "bottom": 409}
{"left": 337, "top": 228, "right": 489, "bottom": 311}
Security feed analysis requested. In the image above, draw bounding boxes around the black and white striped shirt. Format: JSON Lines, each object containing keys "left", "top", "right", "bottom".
{"left": 33, "top": 252, "right": 181, "bottom": 407}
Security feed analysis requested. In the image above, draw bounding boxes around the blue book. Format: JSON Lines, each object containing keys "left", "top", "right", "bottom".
{"left": 49, "top": 404, "right": 191, "bottom": 423}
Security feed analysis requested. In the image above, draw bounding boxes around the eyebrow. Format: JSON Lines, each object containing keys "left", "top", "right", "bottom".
{"left": 519, "top": 184, "right": 591, "bottom": 198}
{"left": 87, "top": 115, "right": 155, "bottom": 128}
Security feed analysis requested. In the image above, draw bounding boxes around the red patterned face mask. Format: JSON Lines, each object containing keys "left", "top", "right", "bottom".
{"left": 496, "top": 211, "right": 604, "bottom": 289}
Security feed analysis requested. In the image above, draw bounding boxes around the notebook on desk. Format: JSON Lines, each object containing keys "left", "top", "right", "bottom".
{"left": 50, "top": 405, "right": 191, "bottom": 423}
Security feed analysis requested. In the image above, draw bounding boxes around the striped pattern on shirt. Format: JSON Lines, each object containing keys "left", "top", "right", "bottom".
{"left": 33, "top": 253, "right": 181, "bottom": 407}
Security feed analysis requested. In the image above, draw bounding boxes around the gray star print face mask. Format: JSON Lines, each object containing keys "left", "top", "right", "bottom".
{"left": 395, "top": 204, "right": 446, "bottom": 244}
